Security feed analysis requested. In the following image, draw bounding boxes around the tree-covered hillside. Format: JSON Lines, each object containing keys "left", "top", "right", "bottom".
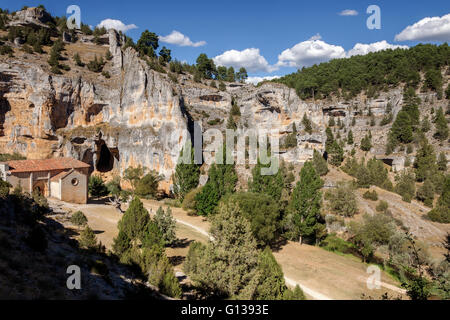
{"left": 274, "top": 44, "right": 450, "bottom": 100}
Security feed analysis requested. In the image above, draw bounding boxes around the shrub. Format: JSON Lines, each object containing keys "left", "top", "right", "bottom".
{"left": 416, "top": 180, "right": 435, "bottom": 207}
{"left": 71, "top": 211, "right": 88, "bottom": 226}
{"left": 182, "top": 187, "right": 202, "bottom": 214}
{"left": 87, "top": 55, "right": 104, "bottom": 73}
{"left": 88, "top": 175, "right": 108, "bottom": 198}
{"left": 0, "top": 179, "right": 11, "bottom": 198}
{"left": 320, "top": 234, "right": 356, "bottom": 255}
{"left": 427, "top": 207, "right": 450, "bottom": 224}
{"left": 153, "top": 207, "right": 176, "bottom": 246}
{"left": 78, "top": 226, "right": 98, "bottom": 249}
{"left": 0, "top": 45, "right": 13, "bottom": 55}
{"left": 223, "top": 192, "right": 281, "bottom": 246}
{"left": 325, "top": 182, "right": 358, "bottom": 217}
{"left": 101, "top": 71, "right": 110, "bottom": 78}
{"left": 376, "top": 200, "right": 389, "bottom": 213}
{"left": 363, "top": 190, "right": 378, "bottom": 201}
{"left": 395, "top": 170, "right": 416, "bottom": 203}
{"left": 135, "top": 171, "right": 162, "bottom": 199}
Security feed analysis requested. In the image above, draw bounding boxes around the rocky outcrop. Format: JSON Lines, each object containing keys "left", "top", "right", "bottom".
{"left": 1, "top": 27, "right": 448, "bottom": 192}
{"left": 7, "top": 7, "right": 53, "bottom": 29}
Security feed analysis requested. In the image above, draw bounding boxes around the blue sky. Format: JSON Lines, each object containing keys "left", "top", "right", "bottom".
{"left": 2, "top": 0, "right": 449, "bottom": 81}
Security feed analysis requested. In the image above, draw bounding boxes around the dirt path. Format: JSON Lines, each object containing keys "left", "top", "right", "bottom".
{"left": 140, "top": 200, "right": 406, "bottom": 300}
{"left": 49, "top": 198, "right": 406, "bottom": 300}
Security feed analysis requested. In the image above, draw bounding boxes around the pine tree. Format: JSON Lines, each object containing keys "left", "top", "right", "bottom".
{"left": 302, "top": 114, "right": 312, "bottom": 134}
{"left": 154, "top": 206, "right": 177, "bottom": 246}
{"left": 416, "top": 179, "right": 435, "bottom": 207}
{"left": 185, "top": 202, "right": 260, "bottom": 298}
{"left": 347, "top": 130, "right": 354, "bottom": 145}
{"left": 312, "top": 149, "right": 328, "bottom": 176}
{"left": 289, "top": 162, "right": 324, "bottom": 244}
{"left": 360, "top": 133, "right": 372, "bottom": 152}
{"left": 438, "top": 152, "right": 447, "bottom": 171}
{"left": 173, "top": 142, "right": 200, "bottom": 200}
{"left": 79, "top": 226, "right": 98, "bottom": 249}
{"left": 414, "top": 139, "right": 437, "bottom": 182}
{"left": 195, "top": 146, "right": 237, "bottom": 215}
{"left": 118, "top": 197, "right": 150, "bottom": 240}
{"left": 389, "top": 111, "right": 413, "bottom": 145}
{"left": 434, "top": 107, "right": 449, "bottom": 141}
{"left": 249, "top": 158, "right": 285, "bottom": 202}
{"left": 253, "top": 247, "right": 288, "bottom": 300}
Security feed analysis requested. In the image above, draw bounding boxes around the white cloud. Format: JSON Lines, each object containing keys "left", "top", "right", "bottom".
{"left": 97, "top": 19, "right": 138, "bottom": 33}
{"left": 339, "top": 9, "right": 358, "bottom": 16}
{"left": 213, "top": 48, "right": 277, "bottom": 73}
{"left": 160, "top": 30, "right": 206, "bottom": 47}
{"left": 276, "top": 36, "right": 346, "bottom": 68}
{"left": 347, "top": 40, "right": 408, "bottom": 57}
{"left": 395, "top": 13, "right": 450, "bottom": 42}
{"left": 246, "top": 75, "right": 280, "bottom": 85}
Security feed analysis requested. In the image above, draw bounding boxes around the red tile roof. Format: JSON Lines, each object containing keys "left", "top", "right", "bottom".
{"left": 50, "top": 169, "right": 73, "bottom": 182}
{"left": 6, "top": 158, "right": 90, "bottom": 173}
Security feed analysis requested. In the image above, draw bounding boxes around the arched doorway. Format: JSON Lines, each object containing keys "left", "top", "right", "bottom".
{"left": 33, "top": 180, "right": 48, "bottom": 197}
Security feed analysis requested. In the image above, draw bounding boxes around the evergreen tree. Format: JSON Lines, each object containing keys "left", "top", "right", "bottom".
{"left": 389, "top": 111, "right": 413, "bottom": 146}
{"left": 347, "top": 130, "right": 354, "bottom": 145}
{"left": 226, "top": 66, "right": 235, "bottom": 82}
{"left": 438, "top": 152, "right": 447, "bottom": 171}
{"left": 414, "top": 139, "right": 437, "bottom": 182}
{"left": 224, "top": 192, "right": 281, "bottom": 246}
{"left": 360, "top": 133, "right": 372, "bottom": 152}
{"left": 79, "top": 226, "right": 98, "bottom": 249}
{"left": 249, "top": 158, "right": 285, "bottom": 202}
{"left": 185, "top": 202, "right": 260, "bottom": 298}
{"left": 154, "top": 206, "right": 177, "bottom": 246}
{"left": 289, "top": 162, "right": 324, "bottom": 244}
{"left": 195, "top": 146, "right": 237, "bottom": 215}
{"left": 173, "top": 142, "right": 200, "bottom": 200}
{"left": 395, "top": 170, "right": 416, "bottom": 203}
{"left": 117, "top": 197, "right": 150, "bottom": 240}
{"left": 312, "top": 149, "right": 328, "bottom": 176}
{"left": 416, "top": 179, "right": 435, "bottom": 207}
{"left": 434, "top": 107, "right": 449, "bottom": 141}
{"left": 302, "top": 114, "right": 312, "bottom": 134}
{"left": 137, "top": 30, "right": 159, "bottom": 57}
{"left": 88, "top": 175, "right": 108, "bottom": 198}
{"left": 253, "top": 247, "right": 288, "bottom": 300}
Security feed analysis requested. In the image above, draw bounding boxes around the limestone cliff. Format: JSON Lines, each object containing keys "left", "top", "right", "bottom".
{"left": 1, "top": 27, "right": 448, "bottom": 193}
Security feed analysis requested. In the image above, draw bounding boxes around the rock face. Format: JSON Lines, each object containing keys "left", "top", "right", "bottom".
{"left": 1, "top": 28, "right": 448, "bottom": 192}
{"left": 7, "top": 7, "right": 52, "bottom": 29}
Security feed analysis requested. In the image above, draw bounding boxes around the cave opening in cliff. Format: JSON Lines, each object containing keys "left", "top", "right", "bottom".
{"left": 96, "top": 143, "right": 115, "bottom": 172}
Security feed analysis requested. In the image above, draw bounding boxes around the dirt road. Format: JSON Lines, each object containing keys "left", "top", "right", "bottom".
{"left": 49, "top": 198, "right": 406, "bottom": 300}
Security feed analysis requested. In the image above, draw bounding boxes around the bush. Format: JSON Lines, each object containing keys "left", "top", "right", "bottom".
{"left": 71, "top": 211, "right": 88, "bottom": 226}
{"left": 223, "top": 192, "right": 281, "bottom": 246}
{"left": 320, "top": 234, "right": 356, "bottom": 255}
{"left": 427, "top": 207, "right": 450, "bottom": 223}
{"left": 135, "top": 171, "right": 162, "bottom": 199}
{"left": 0, "top": 179, "right": 11, "bottom": 198}
{"left": 416, "top": 180, "right": 435, "bottom": 207}
{"left": 101, "top": 71, "right": 110, "bottom": 78}
{"left": 395, "top": 170, "right": 416, "bottom": 203}
{"left": 90, "top": 259, "right": 109, "bottom": 276}
{"left": 88, "top": 175, "right": 108, "bottom": 198}
{"left": 363, "top": 190, "right": 378, "bottom": 201}
{"left": 78, "top": 226, "right": 98, "bottom": 249}
{"left": 0, "top": 45, "right": 13, "bottom": 55}
{"left": 182, "top": 187, "right": 202, "bottom": 214}
{"left": 376, "top": 200, "right": 389, "bottom": 213}
{"left": 325, "top": 182, "right": 358, "bottom": 217}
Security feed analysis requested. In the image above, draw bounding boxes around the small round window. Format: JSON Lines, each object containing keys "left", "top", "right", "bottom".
{"left": 71, "top": 178, "right": 79, "bottom": 186}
